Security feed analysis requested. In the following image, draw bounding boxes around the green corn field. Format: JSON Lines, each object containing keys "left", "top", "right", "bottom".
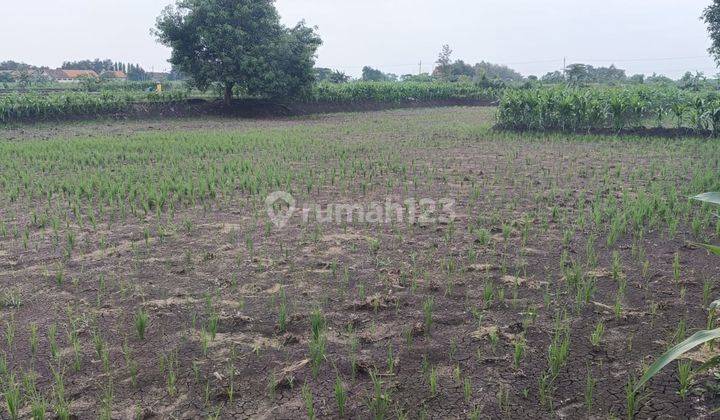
{"left": 306, "top": 81, "right": 499, "bottom": 103}
{"left": 496, "top": 85, "right": 720, "bottom": 134}
{"left": 0, "top": 91, "right": 187, "bottom": 124}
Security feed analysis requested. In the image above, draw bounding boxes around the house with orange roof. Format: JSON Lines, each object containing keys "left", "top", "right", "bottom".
{"left": 100, "top": 70, "right": 127, "bottom": 81}
{"left": 44, "top": 69, "right": 99, "bottom": 83}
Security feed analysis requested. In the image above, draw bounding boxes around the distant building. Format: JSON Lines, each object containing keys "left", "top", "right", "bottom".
{"left": 0, "top": 69, "right": 47, "bottom": 83}
{"left": 44, "top": 69, "right": 99, "bottom": 83}
{"left": 100, "top": 70, "right": 127, "bottom": 81}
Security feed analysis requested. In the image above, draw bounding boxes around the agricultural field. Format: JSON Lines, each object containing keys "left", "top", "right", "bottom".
{"left": 1, "top": 106, "right": 720, "bottom": 419}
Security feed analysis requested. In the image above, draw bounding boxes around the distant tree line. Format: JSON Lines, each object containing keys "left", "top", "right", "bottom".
{"left": 62, "top": 59, "right": 119, "bottom": 74}
{"left": 540, "top": 63, "right": 636, "bottom": 85}
{"left": 60, "top": 60, "right": 185, "bottom": 81}
{"left": 0, "top": 60, "right": 34, "bottom": 71}
{"left": 538, "top": 65, "right": 717, "bottom": 90}
{"left": 0, "top": 59, "right": 185, "bottom": 84}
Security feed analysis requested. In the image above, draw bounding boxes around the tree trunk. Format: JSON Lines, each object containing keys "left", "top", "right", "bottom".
{"left": 224, "top": 83, "right": 234, "bottom": 106}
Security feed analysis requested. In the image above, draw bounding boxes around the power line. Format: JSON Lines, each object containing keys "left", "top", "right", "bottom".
{"left": 572, "top": 55, "right": 710, "bottom": 63}
{"left": 331, "top": 55, "right": 712, "bottom": 69}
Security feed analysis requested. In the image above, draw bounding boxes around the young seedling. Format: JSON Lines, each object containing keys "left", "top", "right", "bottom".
{"left": 92, "top": 328, "right": 105, "bottom": 359}
{"left": 334, "top": 376, "right": 347, "bottom": 417}
{"left": 30, "top": 396, "right": 47, "bottom": 420}
{"left": 463, "top": 377, "right": 473, "bottom": 402}
{"left": 590, "top": 321, "right": 605, "bottom": 347}
{"left": 497, "top": 383, "right": 510, "bottom": 416}
{"left": 677, "top": 360, "right": 692, "bottom": 400}
{"left": 428, "top": 366, "right": 438, "bottom": 397}
{"left": 368, "top": 369, "right": 391, "bottom": 419}
{"left": 122, "top": 338, "right": 138, "bottom": 388}
{"left": 226, "top": 349, "right": 235, "bottom": 403}
{"left": 3, "top": 373, "right": 20, "bottom": 420}
{"left": 423, "top": 296, "right": 434, "bottom": 335}
{"left": 625, "top": 376, "right": 640, "bottom": 420}
{"left": 483, "top": 282, "right": 494, "bottom": 308}
{"left": 309, "top": 308, "right": 327, "bottom": 377}
{"left": 612, "top": 251, "right": 622, "bottom": 280}
{"left": 71, "top": 334, "right": 82, "bottom": 372}
{"left": 29, "top": 323, "right": 39, "bottom": 356}
{"left": 348, "top": 328, "right": 359, "bottom": 379}
{"left": 703, "top": 279, "right": 714, "bottom": 306}
{"left": 267, "top": 371, "right": 278, "bottom": 398}
{"left": 302, "top": 384, "right": 315, "bottom": 420}
{"left": 51, "top": 365, "right": 69, "bottom": 420}
{"left": 4, "top": 315, "right": 15, "bottom": 349}
{"left": 387, "top": 344, "right": 396, "bottom": 374}
{"left": 48, "top": 324, "right": 59, "bottom": 361}
{"left": 513, "top": 335, "right": 526, "bottom": 369}
{"left": 538, "top": 373, "right": 553, "bottom": 409}
{"left": 277, "top": 288, "right": 288, "bottom": 333}
{"left": 475, "top": 228, "right": 490, "bottom": 246}
{"left": 548, "top": 316, "right": 570, "bottom": 379}
{"left": 585, "top": 368, "right": 596, "bottom": 413}
{"left": 488, "top": 328, "right": 500, "bottom": 353}
{"left": 207, "top": 312, "right": 219, "bottom": 341}
{"left": 135, "top": 308, "right": 149, "bottom": 340}
{"left": 614, "top": 294, "right": 623, "bottom": 319}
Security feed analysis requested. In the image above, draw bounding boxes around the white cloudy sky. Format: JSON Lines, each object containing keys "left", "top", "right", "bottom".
{"left": 0, "top": 0, "right": 716, "bottom": 78}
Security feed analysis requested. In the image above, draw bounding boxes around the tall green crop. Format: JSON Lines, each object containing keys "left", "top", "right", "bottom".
{"left": 0, "top": 91, "right": 186, "bottom": 124}
{"left": 497, "top": 85, "right": 720, "bottom": 134}
{"left": 304, "top": 81, "right": 498, "bottom": 103}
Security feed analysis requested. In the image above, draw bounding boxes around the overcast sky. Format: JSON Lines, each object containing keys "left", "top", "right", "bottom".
{"left": 0, "top": 0, "right": 716, "bottom": 78}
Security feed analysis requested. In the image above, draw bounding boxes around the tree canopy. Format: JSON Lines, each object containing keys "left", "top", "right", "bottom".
{"left": 155, "top": 0, "right": 322, "bottom": 104}
{"left": 474, "top": 61, "right": 524, "bottom": 82}
{"left": 315, "top": 68, "right": 350, "bottom": 84}
{"left": 0, "top": 61, "right": 32, "bottom": 71}
{"left": 703, "top": 1, "right": 720, "bottom": 66}
{"left": 432, "top": 45, "right": 523, "bottom": 83}
{"left": 62, "top": 59, "right": 118, "bottom": 74}
{"left": 361, "top": 66, "right": 397, "bottom": 82}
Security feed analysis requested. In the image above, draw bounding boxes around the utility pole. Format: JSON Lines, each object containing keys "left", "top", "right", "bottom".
{"left": 563, "top": 57, "right": 566, "bottom": 77}
{"left": 419, "top": 60, "right": 422, "bottom": 75}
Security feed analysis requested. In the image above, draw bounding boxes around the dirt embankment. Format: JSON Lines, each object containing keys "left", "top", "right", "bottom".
{"left": 131, "top": 98, "right": 499, "bottom": 119}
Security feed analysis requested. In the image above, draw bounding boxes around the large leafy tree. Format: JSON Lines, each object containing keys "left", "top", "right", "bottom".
{"left": 434, "top": 44, "right": 453, "bottom": 81}
{"left": 314, "top": 68, "right": 350, "bottom": 84}
{"left": 474, "top": 61, "right": 524, "bottom": 82}
{"left": 703, "top": 1, "right": 720, "bottom": 65}
{"left": 155, "top": 0, "right": 322, "bottom": 104}
{"left": 361, "top": 66, "right": 396, "bottom": 82}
